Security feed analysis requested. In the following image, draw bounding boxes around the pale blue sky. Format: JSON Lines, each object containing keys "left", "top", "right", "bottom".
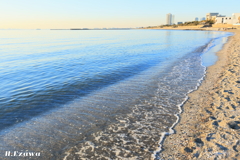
{"left": 0, "top": 0, "right": 239, "bottom": 29}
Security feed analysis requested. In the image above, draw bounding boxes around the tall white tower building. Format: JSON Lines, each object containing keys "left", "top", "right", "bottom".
{"left": 166, "top": 13, "right": 174, "bottom": 25}
{"left": 172, "top": 15, "right": 175, "bottom": 24}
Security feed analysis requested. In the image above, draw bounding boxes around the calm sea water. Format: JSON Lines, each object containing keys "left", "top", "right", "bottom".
{"left": 0, "top": 29, "right": 231, "bottom": 159}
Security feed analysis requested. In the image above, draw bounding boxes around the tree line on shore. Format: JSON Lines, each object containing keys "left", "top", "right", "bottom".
{"left": 145, "top": 20, "right": 215, "bottom": 29}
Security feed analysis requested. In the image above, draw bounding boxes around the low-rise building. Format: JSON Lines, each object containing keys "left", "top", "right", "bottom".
{"left": 232, "top": 13, "right": 240, "bottom": 24}
{"left": 206, "top": 13, "right": 227, "bottom": 22}
{"left": 215, "top": 13, "right": 240, "bottom": 24}
{"left": 206, "top": 13, "right": 219, "bottom": 20}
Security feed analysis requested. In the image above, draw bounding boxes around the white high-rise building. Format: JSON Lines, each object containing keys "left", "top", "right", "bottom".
{"left": 172, "top": 15, "right": 175, "bottom": 24}
{"left": 166, "top": 13, "right": 174, "bottom": 25}
{"left": 166, "top": 13, "right": 172, "bottom": 25}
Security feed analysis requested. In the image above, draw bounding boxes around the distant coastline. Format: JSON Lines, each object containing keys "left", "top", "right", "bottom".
{"left": 143, "top": 25, "right": 240, "bottom": 31}
{"left": 50, "top": 28, "right": 132, "bottom": 30}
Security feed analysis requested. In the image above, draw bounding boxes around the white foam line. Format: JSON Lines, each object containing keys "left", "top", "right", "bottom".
{"left": 152, "top": 64, "right": 207, "bottom": 160}
{"left": 152, "top": 40, "right": 213, "bottom": 159}
{"left": 153, "top": 32, "right": 232, "bottom": 159}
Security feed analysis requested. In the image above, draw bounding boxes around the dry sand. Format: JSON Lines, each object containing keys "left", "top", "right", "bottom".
{"left": 160, "top": 30, "right": 240, "bottom": 160}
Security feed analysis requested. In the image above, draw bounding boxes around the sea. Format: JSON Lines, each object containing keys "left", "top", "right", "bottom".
{"left": 0, "top": 29, "right": 232, "bottom": 159}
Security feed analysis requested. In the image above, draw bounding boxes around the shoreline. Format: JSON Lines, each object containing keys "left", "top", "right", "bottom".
{"left": 143, "top": 26, "right": 240, "bottom": 31}
{"left": 160, "top": 30, "right": 240, "bottom": 159}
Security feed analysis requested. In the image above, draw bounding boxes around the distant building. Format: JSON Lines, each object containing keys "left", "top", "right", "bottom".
{"left": 195, "top": 17, "right": 199, "bottom": 21}
{"left": 177, "top": 22, "right": 183, "bottom": 25}
{"left": 233, "top": 13, "right": 240, "bottom": 24}
{"left": 166, "top": 13, "right": 172, "bottom": 25}
{"left": 172, "top": 15, "right": 175, "bottom": 24}
{"left": 216, "top": 17, "right": 232, "bottom": 24}
{"left": 201, "top": 17, "right": 206, "bottom": 21}
{"left": 206, "top": 13, "right": 219, "bottom": 20}
{"left": 215, "top": 13, "right": 240, "bottom": 24}
{"left": 166, "top": 13, "right": 174, "bottom": 25}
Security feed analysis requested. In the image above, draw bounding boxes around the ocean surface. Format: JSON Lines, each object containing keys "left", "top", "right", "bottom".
{"left": 0, "top": 29, "right": 231, "bottom": 159}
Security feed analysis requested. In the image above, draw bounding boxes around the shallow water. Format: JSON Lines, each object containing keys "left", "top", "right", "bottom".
{"left": 0, "top": 29, "right": 231, "bottom": 159}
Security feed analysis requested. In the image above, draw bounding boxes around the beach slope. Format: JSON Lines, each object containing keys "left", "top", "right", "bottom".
{"left": 160, "top": 30, "right": 240, "bottom": 160}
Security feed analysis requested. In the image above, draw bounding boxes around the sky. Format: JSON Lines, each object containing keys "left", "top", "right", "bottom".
{"left": 0, "top": 0, "right": 239, "bottom": 29}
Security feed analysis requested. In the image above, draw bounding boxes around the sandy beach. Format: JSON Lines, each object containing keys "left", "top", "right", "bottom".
{"left": 160, "top": 29, "right": 240, "bottom": 159}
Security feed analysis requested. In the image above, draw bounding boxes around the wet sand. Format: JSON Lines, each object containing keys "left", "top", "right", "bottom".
{"left": 160, "top": 30, "right": 240, "bottom": 159}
